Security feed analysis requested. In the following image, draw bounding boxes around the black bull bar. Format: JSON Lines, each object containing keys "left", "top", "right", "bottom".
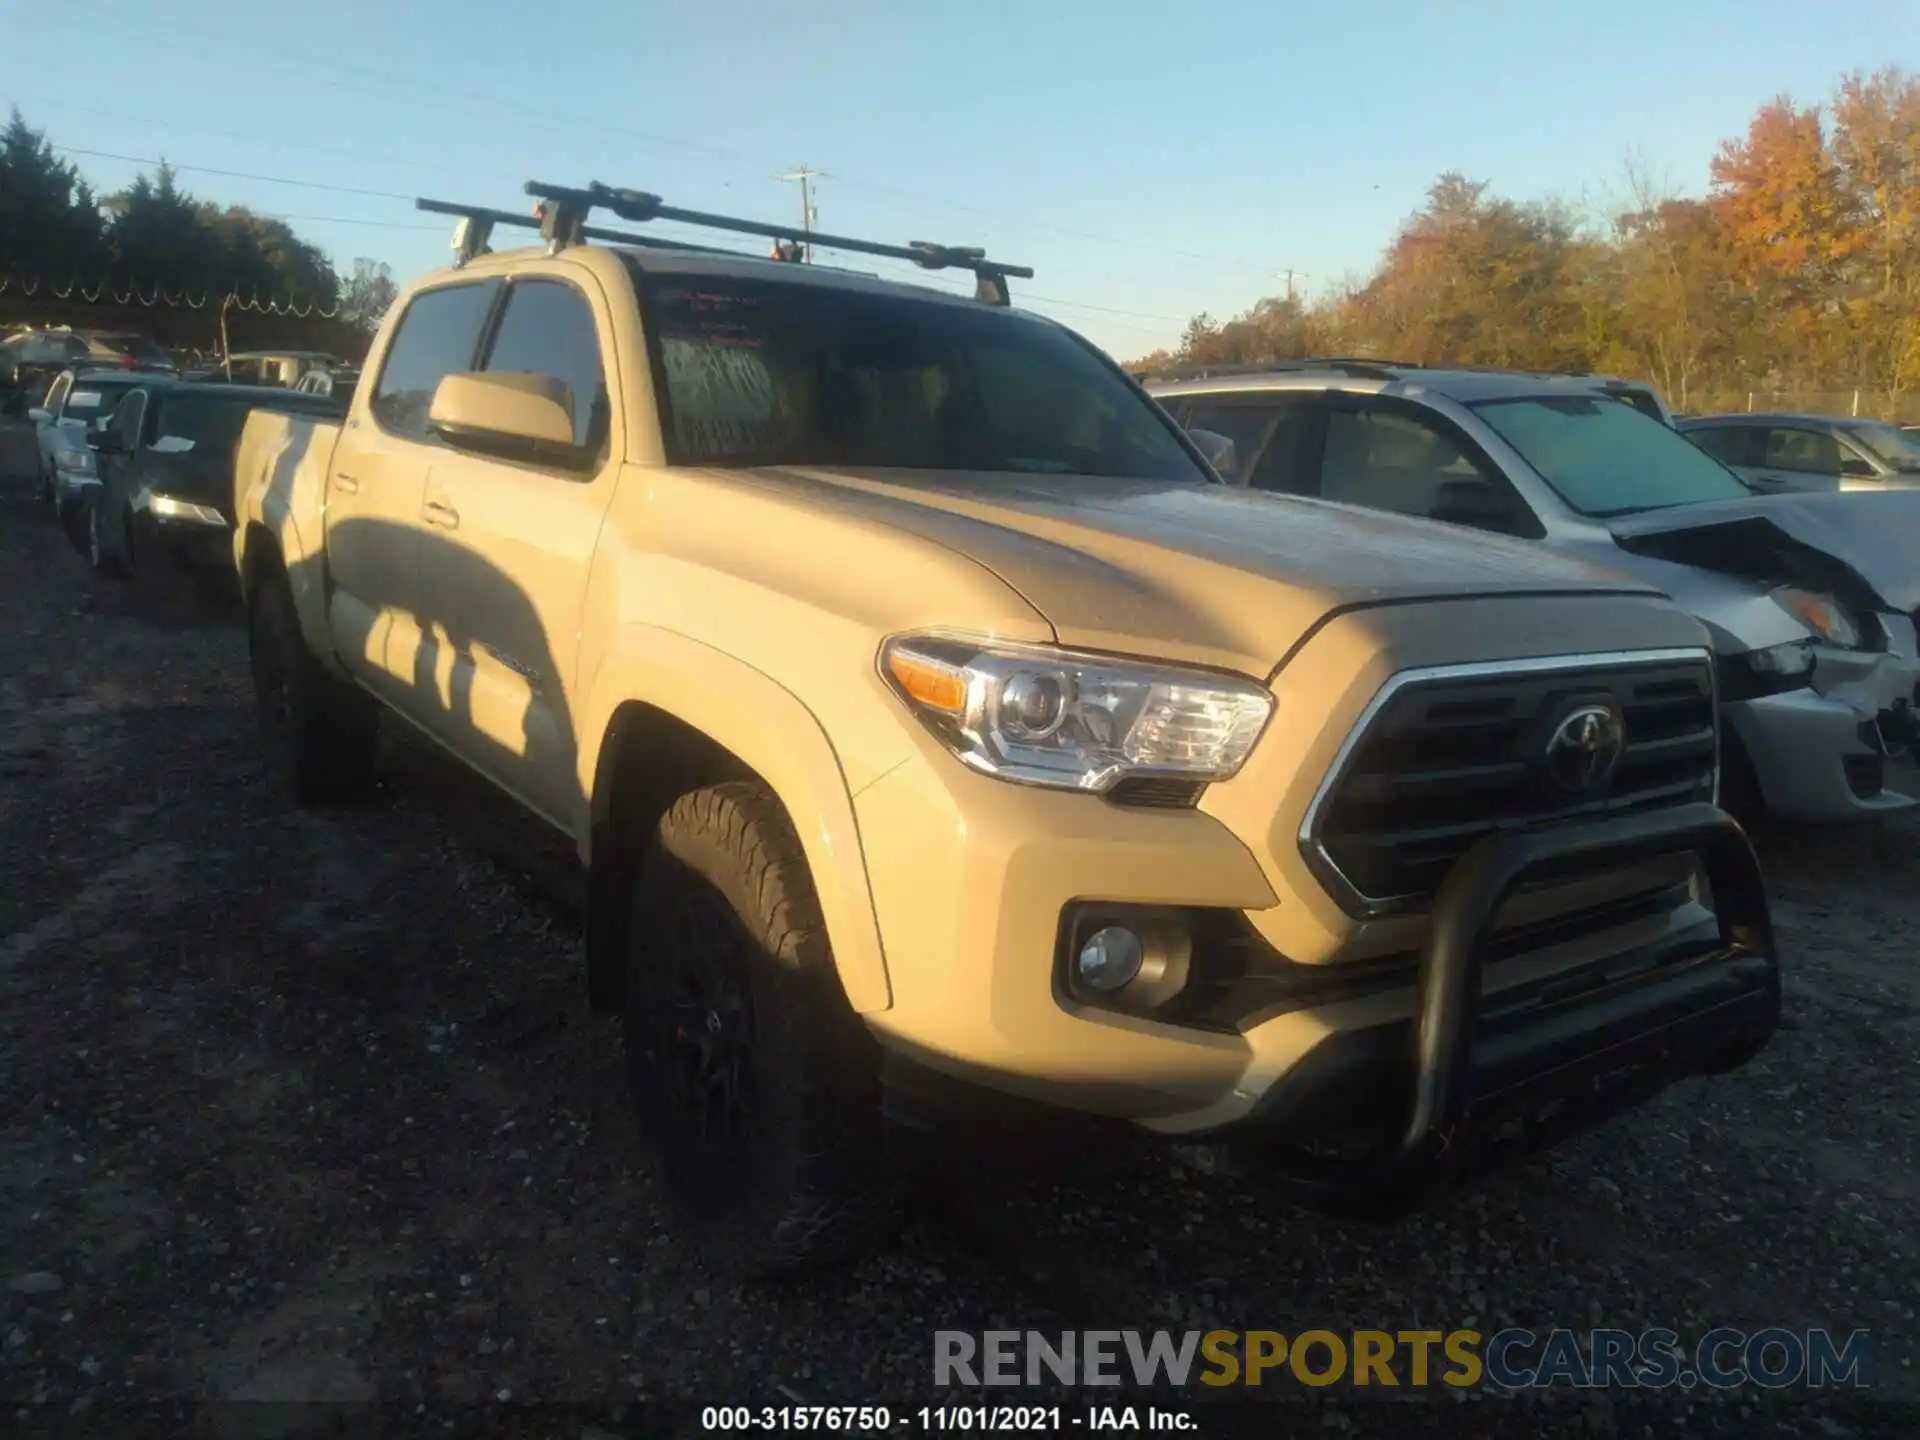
{"left": 1247, "top": 801, "right": 1780, "bottom": 1216}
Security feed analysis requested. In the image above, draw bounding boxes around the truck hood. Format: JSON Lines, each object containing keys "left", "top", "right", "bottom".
{"left": 1606, "top": 490, "right": 1920, "bottom": 615}
{"left": 761, "top": 468, "right": 1660, "bottom": 675}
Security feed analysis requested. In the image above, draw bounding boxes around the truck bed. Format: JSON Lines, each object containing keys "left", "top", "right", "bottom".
{"left": 232, "top": 406, "right": 345, "bottom": 659}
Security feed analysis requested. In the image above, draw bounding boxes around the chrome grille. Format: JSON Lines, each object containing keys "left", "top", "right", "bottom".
{"left": 1302, "top": 650, "right": 1718, "bottom": 916}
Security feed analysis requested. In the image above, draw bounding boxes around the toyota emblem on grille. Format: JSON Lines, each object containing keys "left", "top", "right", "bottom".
{"left": 1541, "top": 700, "right": 1626, "bottom": 796}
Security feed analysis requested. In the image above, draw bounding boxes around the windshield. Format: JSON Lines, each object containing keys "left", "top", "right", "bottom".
{"left": 1846, "top": 421, "right": 1920, "bottom": 469}
{"left": 635, "top": 270, "right": 1207, "bottom": 482}
{"left": 1470, "top": 394, "right": 1752, "bottom": 516}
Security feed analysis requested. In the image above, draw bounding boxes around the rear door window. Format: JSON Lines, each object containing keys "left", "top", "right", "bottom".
{"left": 1318, "top": 401, "right": 1540, "bottom": 535}
{"left": 1683, "top": 424, "right": 1761, "bottom": 467}
{"left": 1763, "top": 426, "right": 1841, "bottom": 476}
{"left": 1179, "top": 396, "right": 1324, "bottom": 492}
{"left": 1181, "top": 400, "right": 1281, "bottom": 486}
{"left": 370, "top": 280, "right": 503, "bottom": 442}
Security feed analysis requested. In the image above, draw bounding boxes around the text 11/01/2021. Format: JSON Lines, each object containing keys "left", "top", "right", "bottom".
{"left": 701, "top": 1404, "right": 1196, "bottom": 1431}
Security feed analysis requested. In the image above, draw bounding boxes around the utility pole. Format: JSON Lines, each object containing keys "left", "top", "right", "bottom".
{"left": 1278, "top": 268, "right": 1308, "bottom": 302}
{"left": 778, "top": 166, "right": 822, "bottom": 263}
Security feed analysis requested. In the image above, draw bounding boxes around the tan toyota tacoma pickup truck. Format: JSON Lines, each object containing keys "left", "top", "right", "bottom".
{"left": 230, "top": 181, "right": 1779, "bottom": 1276}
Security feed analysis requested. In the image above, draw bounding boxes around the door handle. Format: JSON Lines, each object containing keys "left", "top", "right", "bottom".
{"left": 422, "top": 498, "right": 460, "bottom": 528}
{"left": 333, "top": 473, "right": 359, "bottom": 494}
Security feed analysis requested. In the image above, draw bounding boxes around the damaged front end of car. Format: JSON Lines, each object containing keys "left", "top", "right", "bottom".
{"left": 1608, "top": 494, "right": 1920, "bottom": 816}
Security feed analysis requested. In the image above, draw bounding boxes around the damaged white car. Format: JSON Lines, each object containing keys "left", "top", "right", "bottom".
{"left": 1148, "top": 361, "right": 1920, "bottom": 821}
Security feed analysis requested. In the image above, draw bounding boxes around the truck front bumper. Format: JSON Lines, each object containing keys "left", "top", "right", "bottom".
{"left": 873, "top": 798, "right": 1776, "bottom": 1214}
{"left": 1189, "top": 801, "right": 1777, "bottom": 1216}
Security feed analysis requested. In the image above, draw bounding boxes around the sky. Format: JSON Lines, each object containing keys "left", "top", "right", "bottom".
{"left": 5, "top": 0, "right": 1918, "bottom": 358}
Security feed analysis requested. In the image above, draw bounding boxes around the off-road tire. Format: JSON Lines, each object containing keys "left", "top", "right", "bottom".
{"left": 247, "top": 577, "right": 380, "bottom": 805}
{"left": 623, "top": 780, "right": 890, "bottom": 1279}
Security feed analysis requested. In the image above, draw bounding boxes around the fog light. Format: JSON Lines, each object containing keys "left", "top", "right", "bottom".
{"left": 1076, "top": 926, "right": 1144, "bottom": 991}
{"left": 1747, "top": 640, "right": 1814, "bottom": 676}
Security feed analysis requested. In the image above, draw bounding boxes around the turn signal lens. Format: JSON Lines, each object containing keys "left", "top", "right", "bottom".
{"left": 1770, "top": 587, "right": 1862, "bottom": 649}
{"left": 885, "top": 649, "right": 967, "bottom": 713}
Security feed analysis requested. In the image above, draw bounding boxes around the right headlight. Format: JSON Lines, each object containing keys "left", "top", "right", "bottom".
{"left": 880, "top": 633, "right": 1275, "bottom": 792}
{"left": 1769, "top": 586, "right": 1862, "bottom": 649}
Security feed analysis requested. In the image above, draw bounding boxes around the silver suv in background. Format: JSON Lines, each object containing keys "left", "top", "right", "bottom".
{"left": 1677, "top": 412, "right": 1920, "bottom": 493}
{"left": 1149, "top": 360, "right": 1920, "bottom": 822}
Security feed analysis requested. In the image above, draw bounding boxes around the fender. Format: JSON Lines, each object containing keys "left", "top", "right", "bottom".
{"left": 233, "top": 411, "right": 341, "bottom": 667}
{"left": 577, "top": 625, "right": 893, "bottom": 1014}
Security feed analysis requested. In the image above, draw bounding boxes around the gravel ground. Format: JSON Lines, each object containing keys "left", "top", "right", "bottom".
{"left": 0, "top": 424, "right": 1916, "bottom": 1438}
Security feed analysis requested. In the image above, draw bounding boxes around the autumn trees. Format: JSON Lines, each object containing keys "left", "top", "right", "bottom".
{"left": 1140, "top": 68, "right": 1920, "bottom": 417}
{"left": 0, "top": 109, "right": 389, "bottom": 331}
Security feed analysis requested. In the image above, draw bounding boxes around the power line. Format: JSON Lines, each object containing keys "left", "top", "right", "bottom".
{"left": 49, "top": 140, "right": 1190, "bottom": 327}
{"left": 39, "top": 102, "right": 447, "bottom": 173}
{"left": 53, "top": 146, "right": 417, "bottom": 202}
{"left": 62, "top": 0, "right": 1285, "bottom": 281}
{"left": 261, "top": 213, "right": 446, "bottom": 232}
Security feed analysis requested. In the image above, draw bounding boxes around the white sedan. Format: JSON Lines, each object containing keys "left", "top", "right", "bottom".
{"left": 26, "top": 370, "right": 151, "bottom": 506}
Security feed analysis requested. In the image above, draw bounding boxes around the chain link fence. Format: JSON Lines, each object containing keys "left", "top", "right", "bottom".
{"left": 1679, "top": 390, "right": 1920, "bottom": 424}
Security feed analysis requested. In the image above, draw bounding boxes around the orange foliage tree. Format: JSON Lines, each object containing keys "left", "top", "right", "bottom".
{"left": 1135, "top": 68, "right": 1920, "bottom": 416}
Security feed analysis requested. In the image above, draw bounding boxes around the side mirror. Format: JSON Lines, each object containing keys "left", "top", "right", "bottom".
{"left": 428, "top": 371, "right": 583, "bottom": 466}
{"left": 1840, "top": 456, "right": 1878, "bottom": 479}
{"left": 1187, "top": 427, "right": 1240, "bottom": 480}
{"left": 26, "top": 407, "right": 51, "bottom": 425}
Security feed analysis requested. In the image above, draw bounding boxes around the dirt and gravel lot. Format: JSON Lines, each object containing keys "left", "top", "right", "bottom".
{"left": 0, "top": 422, "right": 1916, "bottom": 1437}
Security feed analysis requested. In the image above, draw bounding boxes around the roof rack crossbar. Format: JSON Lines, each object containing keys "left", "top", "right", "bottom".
{"left": 1141, "top": 356, "right": 1421, "bottom": 383}
{"left": 416, "top": 199, "right": 745, "bottom": 264}
{"left": 521, "top": 180, "right": 1034, "bottom": 305}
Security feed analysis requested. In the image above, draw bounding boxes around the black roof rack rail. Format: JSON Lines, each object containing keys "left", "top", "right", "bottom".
{"left": 416, "top": 199, "right": 745, "bottom": 264}
{"left": 518, "top": 180, "right": 1034, "bottom": 306}
{"left": 1261, "top": 356, "right": 1423, "bottom": 378}
{"left": 1142, "top": 356, "right": 1421, "bottom": 384}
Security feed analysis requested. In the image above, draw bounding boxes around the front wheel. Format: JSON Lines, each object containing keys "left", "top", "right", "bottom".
{"left": 247, "top": 576, "right": 380, "bottom": 805}
{"left": 622, "top": 780, "right": 890, "bottom": 1278}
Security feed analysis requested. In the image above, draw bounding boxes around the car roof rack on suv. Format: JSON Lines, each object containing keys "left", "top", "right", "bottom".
{"left": 1145, "top": 356, "right": 1421, "bottom": 384}
{"left": 417, "top": 180, "right": 1036, "bottom": 307}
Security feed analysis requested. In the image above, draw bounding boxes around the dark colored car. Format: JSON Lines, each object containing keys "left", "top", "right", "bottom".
{"left": 79, "top": 382, "right": 346, "bottom": 584}
{"left": 2, "top": 328, "right": 177, "bottom": 412}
